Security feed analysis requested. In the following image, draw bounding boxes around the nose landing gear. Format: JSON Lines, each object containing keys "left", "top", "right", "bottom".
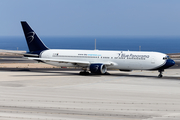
{"left": 158, "top": 69, "right": 164, "bottom": 78}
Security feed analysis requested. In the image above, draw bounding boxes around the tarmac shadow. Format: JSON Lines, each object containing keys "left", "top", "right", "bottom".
{"left": 1, "top": 68, "right": 180, "bottom": 80}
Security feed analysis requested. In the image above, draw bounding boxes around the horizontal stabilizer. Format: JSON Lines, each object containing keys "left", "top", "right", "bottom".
{"left": 0, "top": 49, "right": 39, "bottom": 57}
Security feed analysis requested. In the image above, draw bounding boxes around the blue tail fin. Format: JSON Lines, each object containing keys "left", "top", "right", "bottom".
{"left": 21, "top": 21, "right": 49, "bottom": 53}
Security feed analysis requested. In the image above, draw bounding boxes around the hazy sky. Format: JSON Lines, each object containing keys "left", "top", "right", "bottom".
{"left": 0, "top": 0, "right": 180, "bottom": 37}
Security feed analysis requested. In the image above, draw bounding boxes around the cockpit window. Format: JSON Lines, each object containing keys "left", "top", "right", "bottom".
{"left": 163, "top": 56, "right": 170, "bottom": 60}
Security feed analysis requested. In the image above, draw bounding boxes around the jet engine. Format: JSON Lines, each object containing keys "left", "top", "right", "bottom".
{"left": 89, "top": 64, "right": 107, "bottom": 74}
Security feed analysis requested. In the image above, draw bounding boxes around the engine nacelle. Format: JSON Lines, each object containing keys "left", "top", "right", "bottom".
{"left": 89, "top": 64, "right": 107, "bottom": 74}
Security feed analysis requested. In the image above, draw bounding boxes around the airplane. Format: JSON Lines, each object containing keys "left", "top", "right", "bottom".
{"left": 19, "top": 21, "right": 175, "bottom": 77}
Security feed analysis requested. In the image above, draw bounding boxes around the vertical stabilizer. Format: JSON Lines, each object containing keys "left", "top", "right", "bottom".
{"left": 21, "top": 21, "right": 48, "bottom": 53}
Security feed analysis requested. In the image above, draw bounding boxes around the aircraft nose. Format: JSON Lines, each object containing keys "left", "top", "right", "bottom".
{"left": 166, "top": 59, "right": 175, "bottom": 68}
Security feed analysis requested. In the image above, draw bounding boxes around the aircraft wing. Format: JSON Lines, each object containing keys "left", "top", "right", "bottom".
{"left": 27, "top": 57, "right": 115, "bottom": 66}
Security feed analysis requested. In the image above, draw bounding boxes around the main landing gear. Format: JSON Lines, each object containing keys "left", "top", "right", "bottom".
{"left": 158, "top": 69, "right": 164, "bottom": 78}
{"left": 79, "top": 69, "right": 89, "bottom": 75}
{"left": 79, "top": 71, "right": 89, "bottom": 75}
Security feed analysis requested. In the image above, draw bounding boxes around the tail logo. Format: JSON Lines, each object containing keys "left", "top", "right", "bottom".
{"left": 27, "top": 32, "right": 35, "bottom": 44}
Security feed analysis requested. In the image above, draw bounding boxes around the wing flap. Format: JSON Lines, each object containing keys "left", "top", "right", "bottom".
{"left": 27, "top": 57, "right": 90, "bottom": 65}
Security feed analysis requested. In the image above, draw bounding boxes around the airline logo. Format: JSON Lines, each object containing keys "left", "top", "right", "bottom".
{"left": 118, "top": 52, "right": 149, "bottom": 60}
{"left": 94, "top": 65, "right": 99, "bottom": 71}
{"left": 27, "top": 32, "right": 35, "bottom": 44}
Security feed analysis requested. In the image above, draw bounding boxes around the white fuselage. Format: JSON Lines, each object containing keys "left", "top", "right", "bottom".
{"left": 40, "top": 49, "right": 167, "bottom": 70}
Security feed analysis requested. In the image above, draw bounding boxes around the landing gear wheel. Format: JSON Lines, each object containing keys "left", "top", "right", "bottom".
{"left": 79, "top": 71, "right": 89, "bottom": 75}
{"left": 158, "top": 69, "right": 164, "bottom": 78}
{"left": 104, "top": 72, "right": 110, "bottom": 75}
{"left": 158, "top": 74, "right": 163, "bottom": 78}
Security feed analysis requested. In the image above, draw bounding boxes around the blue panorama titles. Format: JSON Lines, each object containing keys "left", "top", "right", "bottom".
{"left": 117, "top": 53, "right": 150, "bottom": 60}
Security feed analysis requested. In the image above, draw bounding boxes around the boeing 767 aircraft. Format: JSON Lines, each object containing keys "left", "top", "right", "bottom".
{"left": 19, "top": 21, "right": 175, "bottom": 77}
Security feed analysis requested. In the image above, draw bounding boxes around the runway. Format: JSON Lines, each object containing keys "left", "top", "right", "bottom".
{"left": 0, "top": 68, "right": 180, "bottom": 120}
{"left": 1, "top": 54, "right": 180, "bottom": 120}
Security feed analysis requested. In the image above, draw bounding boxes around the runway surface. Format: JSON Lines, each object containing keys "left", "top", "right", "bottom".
{"left": 1, "top": 54, "right": 180, "bottom": 120}
{"left": 0, "top": 68, "right": 180, "bottom": 120}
